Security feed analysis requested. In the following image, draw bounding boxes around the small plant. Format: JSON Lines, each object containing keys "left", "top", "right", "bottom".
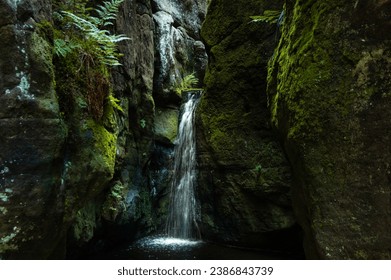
{"left": 107, "top": 95, "right": 123, "bottom": 112}
{"left": 174, "top": 73, "right": 199, "bottom": 96}
{"left": 254, "top": 164, "right": 263, "bottom": 173}
{"left": 102, "top": 182, "right": 126, "bottom": 221}
{"left": 94, "top": 0, "right": 126, "bottom": 28}
{"left": 54, "top": 0, "right": 129, "bottom": 66}
{"left": 54, "top": 38, "right": 79, "bottom": 58}
{"left": 54, "top": 0, "right": 128, "bottom": 120}
{"left": 140, "top": 119, "right": 146, "bottom": 128}
{"left": 250, "top": 10, "right": 284, "bottom": 25}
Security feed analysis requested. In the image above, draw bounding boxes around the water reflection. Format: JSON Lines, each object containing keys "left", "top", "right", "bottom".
{"left": 104, "top": 235, "right": 303, "bottom": 260}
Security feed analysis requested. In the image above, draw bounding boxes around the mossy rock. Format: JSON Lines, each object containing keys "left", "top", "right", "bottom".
{"left": 154, "top": 107, "right": 179, "bottom": 144}
{"left": 196, "top": 0, "right": 300, "bottom": 250}
{"left": 268, "top": 0, "right": 391, "bottom": 259}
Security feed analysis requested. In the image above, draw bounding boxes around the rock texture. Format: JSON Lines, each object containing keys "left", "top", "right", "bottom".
{"left": 268, "top": 0, "right": 391, "bottom": 259}
{"left": 0, "top": 0, "right": 66, "bottom": 258}
{"left": 196, "top": 0, "right": 301, "bottom": 251}
{"left": 0, "top": 0, "right": 207, "bottom": 259}
{"left": 93, "top": 0, "right": 208, "bottom": 250}
{"left": 64, "top": 0, "right": 208, "bottom": 256}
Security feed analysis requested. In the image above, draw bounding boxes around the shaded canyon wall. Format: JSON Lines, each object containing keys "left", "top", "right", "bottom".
{"left": 268, "top": 0, "right": 391, "bottom": 259}
{"left": 196, "top": 0, "right": 301, "bottom": 251}
{"left": 197, "top": 0, "right": 391, "bottom": 259}
{"left": 0, "top": 0, "right": 207, "bottom": 259}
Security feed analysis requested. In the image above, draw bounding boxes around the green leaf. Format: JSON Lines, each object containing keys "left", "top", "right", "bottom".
{"left": 58, "top": 1, "right": 130, "bottom": 66}
{"left": 107, "top": 95, "right": 124, "bottom": 112}
{"left": 174, "top": 73, "right": 199, "bottom": 95}
{"left": 250, "top": 10, "right": 282, "bottom": 24}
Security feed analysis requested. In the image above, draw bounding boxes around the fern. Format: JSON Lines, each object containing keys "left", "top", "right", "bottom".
{"left": 95, "top": 0, "right": 125, "bottom": 27}
{"left": 250, "top": 10, "right": 283, "bottom": 24}
{"left": 54, "top": 38, "right": 79, "bottom": 57}
{"left": 175, "top": 73, "right": 199, "bottom": 95}
{"left": 55, "top": 0, "right": 128, "bottom": 66}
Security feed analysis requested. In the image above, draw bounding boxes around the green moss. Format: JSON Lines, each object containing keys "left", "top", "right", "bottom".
{"left": 85, "top": 118, "right": 117, "bottom": 173}
{"left": 102, "top": 182, "right": 125, "bottom": 221}
{"left": 267, "top": 0, "right": 371, "bottom": 141}
{"left": 199, "top": 98, "right": 241, "bottom": 159}
{"left": 154, "top": 108, "right": 179, "bottom": 144}
{"left": 35, "top": 20, "right": 54, "bottom": 41}
{"left": 71, "top": 202, "right": 97, "bottom": 242}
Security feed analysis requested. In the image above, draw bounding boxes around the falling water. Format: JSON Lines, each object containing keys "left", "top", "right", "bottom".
{"left": 166, "top": 92, "right": 201, "bottom": 239}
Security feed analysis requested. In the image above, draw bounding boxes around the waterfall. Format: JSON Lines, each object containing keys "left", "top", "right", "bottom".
{"left": 166, "top": 92, "right": 201, "bottom": 239}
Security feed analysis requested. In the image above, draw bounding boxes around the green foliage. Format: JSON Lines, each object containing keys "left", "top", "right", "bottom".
{"left": 102, "top": 182, "right": 126, "bottom": 221}
{"left": 140, "top": 119, "right": 146, "bottom": 128}
{"left": 95, "top": 0, "right": 125, "bottom": 27}
{"left": 254, "top": 164, "right": 263, "bottom": 173}
{"left": 53, "top": 0, "right": 128, "bottom": 120}
{"left": 174, "top": 73, "right": 200, "bottom": 95}
{"left": 54, "top": 38, "right": 78, "bottom": 57}
{"left": 250, "top": 10, "right": 283, "bottom": 24}
{"left": 107, "top": 94, "right": 123, "bottom": 112}
{"left": 54, "top": 0, "right": 128, "bottom": 66}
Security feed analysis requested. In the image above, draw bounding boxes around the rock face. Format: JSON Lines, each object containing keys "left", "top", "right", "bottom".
{"left": 0, "top": 0, "right": 66, "bottom": 258}
{"left": 4, "top": 0, "right": 389, "bottom": 260}
{"left": 152, "top": 0, "right": 207, "bottom": 104}
{"left": 268, "top": 0, "right": 391, "bottom": 258}
{"left": 65, "top": 0, "right": 208, "bottom": 256}
{"left": 196, "top": 0, "right": 301, "bottom": 251}
{"left": 0, "top": 0, "right": 207, "bottom": 259}
{"left": 94, "top": 0, "right": 208, "bottom": 250}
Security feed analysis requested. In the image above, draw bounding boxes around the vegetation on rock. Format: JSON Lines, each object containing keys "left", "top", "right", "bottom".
{"left": 53, "top": 0, "right": 126, "bottom": 120}
{"left": 174, "top": 73, "right": 200, "bottom": 96}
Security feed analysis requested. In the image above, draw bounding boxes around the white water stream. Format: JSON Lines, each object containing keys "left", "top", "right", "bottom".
{"left": 166, "top": 92, "right": 200, "bottom": 239}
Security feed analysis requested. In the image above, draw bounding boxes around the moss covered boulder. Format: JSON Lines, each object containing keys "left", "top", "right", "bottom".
{"left": 196, "top": 0, "right": 301, "bottom": 251}
{"left": 268, "top": 0, "right": 391, "bottom": 259}
{"left": 154, "top": 107, "right": 179, "bottom": 144}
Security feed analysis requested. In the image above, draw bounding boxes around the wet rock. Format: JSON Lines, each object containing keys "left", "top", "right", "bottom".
{"left": 152, "top": 0, "right": 208, "bottom": 106}
{"left": 196, "top": 0, "right": 300, "bottom": 251}
{"left": 0, "top": 0, "right": 66, "bottom": 259}
{"left": 154, "top": 108, "right": 179, "bottom": 144}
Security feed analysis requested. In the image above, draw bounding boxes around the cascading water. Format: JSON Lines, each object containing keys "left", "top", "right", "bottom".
{"left": 166, "top": 92, "right": 201, "bottom": 239}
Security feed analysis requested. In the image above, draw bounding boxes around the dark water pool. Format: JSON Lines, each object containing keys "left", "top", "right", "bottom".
{"left": 99, "top": 235, "right": 304, "bottom": 260}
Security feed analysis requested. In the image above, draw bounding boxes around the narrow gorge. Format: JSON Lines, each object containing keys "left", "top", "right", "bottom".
{"left": 0, "top": 0, "right": 390, "bottom": 260}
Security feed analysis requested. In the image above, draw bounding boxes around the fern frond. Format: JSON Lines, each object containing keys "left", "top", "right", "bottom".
{"left": 57, "top": 0, "right": 129, "bottom": 66}
{"left": 96, "top": 0, "right": 125, "bottom": 27}
{"left": 62, "top": 11, "right": 99, "bottom": 33}
{"left": 250, "top": 10, "right": 282, "bottom": 24}
{"left": 175, "top": 73, "right": 199, "bottom": 95}
{"left": 54, "top": 38, "right": 80, "bottom": 57}
{"left": 182, "top": 73, "right": 199, "bottom": 88}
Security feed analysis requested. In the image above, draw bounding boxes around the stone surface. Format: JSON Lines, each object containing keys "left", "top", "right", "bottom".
{"left": 268, "top": 0, "right": 391, "bottom": 259}
{"left": 152, "top": 0, "right": 208, "bottom": 106}
{"left": 64, "top": 0, "right": 208, "bottom": 255}
{"left": 196, "top": 0, "right": 301, "bottom": 251}
{"left": 154, "top": 108, "right": 179, "bottom": 144}
{"left": 0, "top": 0, "right": 66, "bottom": 259}
{"left": 0, "top": 0, "right": 207, "bottom": 259}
